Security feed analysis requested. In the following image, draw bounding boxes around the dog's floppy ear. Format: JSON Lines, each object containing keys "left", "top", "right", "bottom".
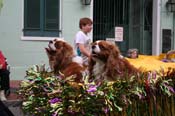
{"left": 88, "top": 55, "right": 96, "bottom": 82}
{"left": 106, "top": 44, "right": 121, "bottom": 78}
{"left": 63, "top": 42, "right": 74, "bottom": 56}
{"left": 107, "top": 44, "right": 120, "bottom": 64}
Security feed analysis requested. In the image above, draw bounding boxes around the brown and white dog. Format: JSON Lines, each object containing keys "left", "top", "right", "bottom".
{"left": 45, "top": 39, "right": 85, "bottom": 83}
{"left": 89, "top": 40, "right": 138, "bottom": 82}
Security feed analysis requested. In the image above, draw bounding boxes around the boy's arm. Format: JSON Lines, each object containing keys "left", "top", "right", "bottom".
{"left": 78, "top": 43, "right": 90, "bottom": 57}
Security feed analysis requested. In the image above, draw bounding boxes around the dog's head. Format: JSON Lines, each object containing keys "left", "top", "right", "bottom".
{"left": 89, "top": 40, "right": 121, "bottom": 81}
{"left": 91, "top": 40, "right": 121, "bottom": 62}
{"left": 45, "top": 39, "right": 74, "bottom": 72}
{"left": 89, "top": 40, "right": 137, "bottom": 82}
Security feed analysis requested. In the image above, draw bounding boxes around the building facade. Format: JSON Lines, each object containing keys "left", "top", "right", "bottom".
{"left": 0, "top": 0, "right": 174, "bottom": 80}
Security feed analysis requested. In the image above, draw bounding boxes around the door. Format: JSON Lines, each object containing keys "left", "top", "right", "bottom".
{"left": 93, "top": 0, "right": 152, "bottom": 55}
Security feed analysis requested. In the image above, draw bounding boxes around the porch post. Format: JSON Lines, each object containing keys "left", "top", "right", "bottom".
{"left": 152, "top": 0, "right": 161, "bottom": 55}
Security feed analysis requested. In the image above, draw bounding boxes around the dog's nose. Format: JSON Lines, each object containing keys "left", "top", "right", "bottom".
{"left": 92, "top": 45, "right": 96, "bottom": 49}
{"left": 49, "top": 41, "right": 53, "bottom": 44}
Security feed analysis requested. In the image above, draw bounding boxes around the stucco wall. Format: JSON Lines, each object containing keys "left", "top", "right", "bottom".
{"left": 0, "top": 0, "right": 91, "bottom": 80}
{"left": 62, "top": 0, "right": 91, "bottom": 45}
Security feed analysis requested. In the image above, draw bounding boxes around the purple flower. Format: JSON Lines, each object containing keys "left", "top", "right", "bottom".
{"left": 161, "top": 59, "right": 169, "bottom": 62}
{"left": 67, "top": 109, "right": 75, "bottom": 115}
{"left": 137, "top": 93, "right": 143, "bottom": 99}
{"left": 49, "top": 98, "right": 62, "bottom": 104}
{"left": 56, "top": 75, "right": 62, "bottom": 79}
{"left": 168, "top": 86, "right": 175, "bottom": 93}
{"left": 147, "top": 72, "right": 151, "bottom": 81}
{"left": 103, "top": 107, "right": 109, "bottom": 114}
{"left": 152, "top": 71, "right": 157, "bottom": 79}
{"left": 87, "top": 85, "right": 97, "bottom": 92}
{"left": 52, "top": 112, "right": 58, "bottom": 116}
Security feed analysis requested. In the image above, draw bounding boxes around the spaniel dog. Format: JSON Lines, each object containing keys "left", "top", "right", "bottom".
{"left": 45, "top": 39, "right": 85, "bottom": 83}
{"left": 89, "top": 40, "right": 138, "bottom": 82}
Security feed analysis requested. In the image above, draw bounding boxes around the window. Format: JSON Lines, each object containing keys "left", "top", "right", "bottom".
{"left": 93, "top": 0, "right": 129, "bottom": 41}
{"left": 23, "top": 0, "right": 60, "bottom": 37}
{"left": 162, "top": 29, "right": 171, "bottom": 53}
{"left": 93, "top": 0, "right": 130, "bottom": 53}
{"left": 93, "top": 0, "right": 152, "bottom": 54}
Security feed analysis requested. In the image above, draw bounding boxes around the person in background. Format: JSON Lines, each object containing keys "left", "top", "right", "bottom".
{"left": 0, "top": 50, "right": 10, "bottom": 101}
{"left": 74, "top": 17, "right": 93, "bottom": 66}
{"left": 127, "top": 48, "right": 138, "bottom": 59}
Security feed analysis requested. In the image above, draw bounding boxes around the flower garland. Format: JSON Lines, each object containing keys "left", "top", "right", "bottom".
{"left": 18, "top": 65, "right": 175, "bottom": 116}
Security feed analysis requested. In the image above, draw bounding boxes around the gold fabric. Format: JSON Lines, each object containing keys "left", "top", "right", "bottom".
{"left": 126, "top": 55, "right": 175, "bottom": 72}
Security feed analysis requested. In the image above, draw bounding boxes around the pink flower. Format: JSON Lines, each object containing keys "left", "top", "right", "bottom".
{"left": 87, "top": 85, "right": 97, "bottom": 92}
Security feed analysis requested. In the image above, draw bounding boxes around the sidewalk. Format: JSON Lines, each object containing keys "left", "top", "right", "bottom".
{"left": 3, "top": 80, "right": 24, "bottom": 116}
{"left": 7, "top": 80, "right": 21, "bottom": 100}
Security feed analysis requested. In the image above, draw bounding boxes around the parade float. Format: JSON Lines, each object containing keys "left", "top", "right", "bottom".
{"left": 18, "top": 61, "right": 175, "bottom": 116}
{"left": 127, "top": 53, "right": 175, "bottom": 72}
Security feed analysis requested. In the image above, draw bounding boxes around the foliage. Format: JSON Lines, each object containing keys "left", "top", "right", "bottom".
{"left": 0, "top": 0, "right": 3, "bottom": 12}
{"left": 18, "top": 65, "right": 175, "bottom": 116}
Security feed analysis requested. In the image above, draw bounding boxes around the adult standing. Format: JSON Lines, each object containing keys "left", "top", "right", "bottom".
{"left": 0, "top": 50, "right": 10, "bottom": 101}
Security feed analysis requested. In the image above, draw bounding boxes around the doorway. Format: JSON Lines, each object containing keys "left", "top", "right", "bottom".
{"left": 93, "top": 0, "right": 153, "bottom": 55}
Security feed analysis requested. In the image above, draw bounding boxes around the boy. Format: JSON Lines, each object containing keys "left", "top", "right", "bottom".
{"left": 74, "top": 17, "right": 93, "bottom": 66}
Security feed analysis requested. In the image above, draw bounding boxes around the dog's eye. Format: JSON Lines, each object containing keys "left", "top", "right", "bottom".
{"left": 55, "top": 43, "right": 62, "bottom": 49}
{"left": 100, "top": 46, "right": 106, "bottom": 50}
{"left": 92, "top": 45, "right": 96, "bottom": 49}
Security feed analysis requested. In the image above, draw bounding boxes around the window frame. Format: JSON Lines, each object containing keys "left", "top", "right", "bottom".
{"left": 21, "top": 0, "right": 63, "bottom": 41}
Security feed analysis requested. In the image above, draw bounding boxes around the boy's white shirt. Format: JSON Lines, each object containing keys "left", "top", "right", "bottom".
{"left": 74, "top": 31, "right": 91, "bottom": 65}
{"left": 72, "top": 56, "right": 83, "bottom": 66}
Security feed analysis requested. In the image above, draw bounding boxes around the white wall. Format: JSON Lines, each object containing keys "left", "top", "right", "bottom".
{"left": 0, "top": 0, "right": 91, "bottom": 80}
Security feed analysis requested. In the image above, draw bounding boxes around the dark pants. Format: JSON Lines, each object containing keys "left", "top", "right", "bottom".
{"left": 0, "top": 100, "right": 14, "bottom": 116}
{"left": 0, "top": 69, "right": 10, "bottom": 92}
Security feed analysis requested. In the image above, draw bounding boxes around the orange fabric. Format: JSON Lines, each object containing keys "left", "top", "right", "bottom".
{"left": 126, "top": 55, "right": 175, "bottom": 72}
{"left": 0, "top": 51, "right": 7, "bottom": 69}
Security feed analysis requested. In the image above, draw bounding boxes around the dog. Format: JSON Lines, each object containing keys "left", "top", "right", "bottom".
{"left": 45, "top": 39, "right": 85, "bottom": 83}
{"left": 89, "top": 40, "right": 138, "bottom": 82}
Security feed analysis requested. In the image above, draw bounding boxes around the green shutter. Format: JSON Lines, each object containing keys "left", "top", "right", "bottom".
{"left": 45, "top": 0, "right": 59, "bottom": 31}
{"left": 24, "top": 0, "right": 59, "bottom": 37}
{"left": 24, "top": 0, "right": 40, "bottom": 29}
